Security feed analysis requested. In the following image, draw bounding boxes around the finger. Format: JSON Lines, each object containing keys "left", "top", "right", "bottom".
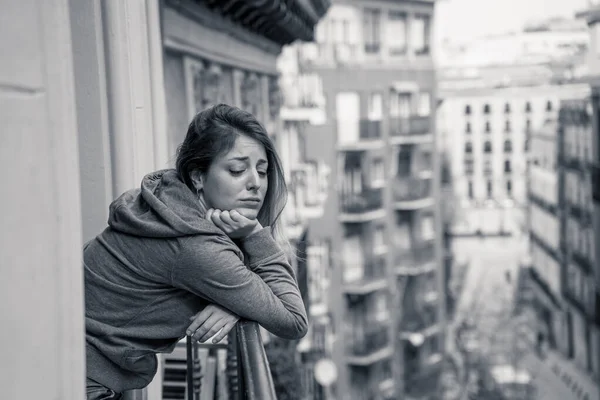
{"left": 219, "top": 211, "right": 235, "bottom": 227}
{"left": 211, "top": 210, "right": 228, "bottom": 231}
{"left": 196, "top": 317, "right": 227, "bottom": 343}
{"left": 229, "top": 210, "right": 243, "bottom": 222}
{"left": 191, "top": 313, "right": 224, "bottom": 342}
{"left": 211, "top": 320, "right": 237, "bottom": 343}
{"left": 205, "top": 208, "right": 214, "bottom": 221}
{"left": 186, "top": 309, "right": 214, "bottom": 336}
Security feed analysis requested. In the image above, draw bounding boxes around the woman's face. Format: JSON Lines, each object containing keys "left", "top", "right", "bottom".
{"left": 199, "top": 135, "right": 269, "bottom": 220}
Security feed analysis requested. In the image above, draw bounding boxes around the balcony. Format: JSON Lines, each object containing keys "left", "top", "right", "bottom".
{"left": 346, "top": 325, "right": 393, "bottom": 366}
{"left": 337, "top": 119, "right": 383, "bottom": 151}
{"left": 279, "top": 75, "right": 326, "bottom": 124}
{"left": 399, "top": 304, "right": 440, "bottom": 338}
{"left": 343, "top": 256, "right": 388, "bottom": 295}
{"left": 393, "top": 176, "right": 433, "bottom": 210}
{"left": 161, "top": 321, "right": 276, "bottom": 400}
{"left": 395, "top": 239, "right": 436, "bottom": 275}
{"left": 390, "top": 116, "right": 432, "bottom": 144}
{"left": 340, "top": 187, "right": 385, "bottom": 222}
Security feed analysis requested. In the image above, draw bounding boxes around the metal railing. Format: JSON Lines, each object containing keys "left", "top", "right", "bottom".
{"left": 163, "top": 320, "right": 276, "bottom": 400}
{"left": 395, "top": 239, "right": 436, "bottom": 268}
{"left": 340, "top": 187, "right": 383, "bottom": 214}
{"left": 393, "top": 176, "right": 432, "bottom": 203}
{"left": 359, "top": 119, "right": 382, "bottom": 140}
{"left": 390, "top": 116, "right": 430, "bottom": 137}
{"left": 347, "top": 325, "right": 390, "bottom": 357}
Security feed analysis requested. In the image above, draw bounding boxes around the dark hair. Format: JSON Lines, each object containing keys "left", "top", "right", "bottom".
{"left": 176, "top": 104, "right": 288, "bottom": 238}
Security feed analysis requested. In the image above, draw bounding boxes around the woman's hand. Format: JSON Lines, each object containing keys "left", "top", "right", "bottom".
{"left": 186, "top": 304, "right": 240, "bottom": 344}
{"left": 206, "top": 208, "right": 262, "bottom": 239}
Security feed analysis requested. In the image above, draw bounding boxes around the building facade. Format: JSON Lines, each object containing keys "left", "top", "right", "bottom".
{"left": 1, "top": 0, "right": 328, "bottom": 399}
{"left": 287, "top": 0, "right": 446, "bottom": 399}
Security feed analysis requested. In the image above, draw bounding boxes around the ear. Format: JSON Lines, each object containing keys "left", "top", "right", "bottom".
{"left": 190, "top": 169, "right": 204, "bottom": 193}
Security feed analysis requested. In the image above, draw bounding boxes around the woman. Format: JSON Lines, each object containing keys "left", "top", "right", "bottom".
{"left": 84, "top": 104, "right": 308, "bottom": 399}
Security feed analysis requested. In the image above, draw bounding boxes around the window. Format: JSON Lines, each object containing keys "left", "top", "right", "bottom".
{"left": 464, "top": 159, "right": 474, "bottom": 174}
{"left": 525, "top": 101, "right": 532, "bottom": 113}
{"left": 363, "top": 9, "right": 381, "bottom": 53}
{"left": 504, "top": 103, "right": 511, "bottom": 113}
{"left": 484, "top": 141, "right": 492, "bottom": 153}
{"left": 506, "top": 180, "right": 512, "bottom": 197}
{"left": 371, "top": 157, "right": 385, "bottom": 187}
{"left": 466, "top": 122, "right": 471, "bottom": 133}
{"left": 412, "top": 14, "right": 431, "bottom": 55}
{"left": 504, "top": 140, "right": 512, "bottom": 153}
{"left": 465, "top": 142, "right": 473, "bottom": 153}
{"left": 387, "top": 11, "right": 407, "bottom": 55}
{"left": 368, "top": 92, "right": 383, "bottom": 121}
{"left": 390, "top": 92, "right": 411, "bottom": 118}
{"left": 484, "top": 159, "right": 492, "bottom": 175}
{"left": 525, "top": 119, "right": 531, "bottom": 132}
{"left": 504, "top": 120, "right": 511, "bottom": 132}
{"left": 487, "top": 180, "right": 493, "bottom": 198}
{"left": 468, "top": 180, "right": 473, "bottom": 199}
{"left": 465, "top": 105, "right": 471, "bottom": 115}
{"left": 504, "top": 160, "right": 511, "bottom": 173}
{"left": 485, "top": 121, "right": 491, "bottom": 133}
{"left": 417, "top": 92, "right": 431, "bottom": 116}
{"left": 483, "top": 104, "right": 491, "bottom": 114}
{"left": 546, "top": 100, "right": 553, "bottom": 112}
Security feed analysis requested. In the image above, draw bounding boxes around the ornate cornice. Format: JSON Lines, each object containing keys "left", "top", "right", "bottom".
{"left": 199, "top": 0, "right": 329, "bottom": 45}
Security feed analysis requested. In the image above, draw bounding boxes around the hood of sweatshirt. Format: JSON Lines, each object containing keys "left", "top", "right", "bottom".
{"left": 108, "top": 169, "right": 210, "bottom": 238}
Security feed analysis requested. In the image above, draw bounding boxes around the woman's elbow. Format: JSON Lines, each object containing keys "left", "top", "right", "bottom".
{"left": 282, "top": 315, "right": 308, "bottom": 340}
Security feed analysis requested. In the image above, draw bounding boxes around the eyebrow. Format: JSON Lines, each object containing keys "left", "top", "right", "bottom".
{"left": 228, "top": 156, "right": 268, "bottom": 165}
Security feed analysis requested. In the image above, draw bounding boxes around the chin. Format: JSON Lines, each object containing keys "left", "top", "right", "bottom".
{"left": 236, "top": 208, "right": 260, "bottom": 220}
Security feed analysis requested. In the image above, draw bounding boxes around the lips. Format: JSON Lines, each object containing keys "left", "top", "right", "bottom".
{"left": 239, "top": 198, "right": 261, "bottom": 205}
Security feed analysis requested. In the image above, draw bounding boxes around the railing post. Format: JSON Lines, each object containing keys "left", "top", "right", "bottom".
{"left": 227, "top": 329, "right": 241, "bottom": 400}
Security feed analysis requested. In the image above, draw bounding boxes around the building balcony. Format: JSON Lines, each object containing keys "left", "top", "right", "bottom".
{"left": 393, "top": 176, "right": 433, "bottom": 210}
{"left": 390, "top": 116, "right": 432, "bottom": 144}
{"left": 395, "top": 239, "right": 436, "bottom": 275}
{"left": 346, "top": 325, "right": 393, "bottom": 366}
{"left": 337, "top": 119, "right": 384, "bottom": 151}
{"left": 343, "top": 256, "right": 388, "bottom": 295}
{"left": 399, "top": 304, "right": 440, "bottom": 338}
{"left": 339, "top": 187, "right": 385, "bottom": 222}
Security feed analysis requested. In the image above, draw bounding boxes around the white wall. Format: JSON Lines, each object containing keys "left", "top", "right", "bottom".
{"left": 0, "top": 0, "right": 85, "bottom": 398}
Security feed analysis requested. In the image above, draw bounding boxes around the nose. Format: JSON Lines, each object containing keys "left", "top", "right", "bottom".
{"left": 246, "top": 170, "right": 261, "bottom": 191}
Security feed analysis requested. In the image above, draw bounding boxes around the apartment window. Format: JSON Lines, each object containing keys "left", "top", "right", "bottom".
{"left": 390, "top": 92, "right": 411, "bottom": 118}
{"left": 485, "top": 121, "right": 491, "bottom": 133}
{"left": 466, "top": 122, "right": 471, "bottom": 133}
{"left": 464, "top": 159, "right": 474, "bottom": 174}
{"left": 504, "top": 140, "right": 512, "bottom": 153}
{"left": 506, "top": 180, "right": 512, "bottom": 197}
{"left": 504, "top": 160, "right": 511, "bottom": 173}
{"left": 566, "top": 311, "right": 575, "bottom": 358}
{"left": 487, "top": 180, "right": 493, "bottom": 198}
{"left": 525, "top": 119, "right": 531, "bottom": 132}
{"left": 465, "top": 105, "right": 471, "bottom": 115}
{"left": 546, "top": 100, "right": 553, "bottom": 112}
{"left": 484, "top": 159, "right": 492, "bottom": 175}
{"left": 525, "top": 101, "right": 532, "bottom": 113}
{"left": 465, "top": 142, "right": 473, "bottom": 153}
{"left": 504, "top": 103, "right": 511, "bottom": 113}
{"left": 373, "top": 293, "right": 389, "bottom": 322}
{"left": 468, "top": 180, "right": 473, "bottom": 199}
{"left": 504, "top": 120, "right": 511, "bottom": 132}
{"left": 484, "top": 141, "right": 492, "bottom": 153}
{"left": 412, "top": 14, "right": 431, "bottom": 55}
{"left": 387, "top": 11, "right": 407, "bottom": 55}
{"left": 368, "top": 92, "right": 383, "bottom": 121}
{"left": 363, "top": 9, "right": 381, "bottom": 53}
{"left": 417, "top": 92, "right": 431, "bottom": 116}
{"left": 483, "top": 104, "right": 491, "bottom": 114}
{"left": 371, "top": 157, "right": 385, "bottom": 187}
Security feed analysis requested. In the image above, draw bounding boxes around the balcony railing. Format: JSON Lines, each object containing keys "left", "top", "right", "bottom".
{"left": 340, "top": 187, "right": 383, "bottom": 215}
{"left": 390, "top": 116, "right": 430, "bottom": 139}
{"left": 400, "top": 303, "right": 439, "bottom": 334}
{"left": 359, "top": 119, "right": 382, "bottom": 140}
{"left": 395, "top": 239, "right": 436, "bottom": 274}
{"left": 347, "top": 325, "right": 390, "bottom": 358}
{"left": 393, "top": 176, "right": 433, "bottom": 208}
{"left": 162, "top": 320, "right": 276, "bottom": 400}
{"left": 343, "top": 257, "right": 387, "bottom": 294}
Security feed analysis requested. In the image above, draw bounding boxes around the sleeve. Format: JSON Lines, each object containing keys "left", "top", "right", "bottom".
{"left": 172, "top": 227, "right": 308, "bottom": 340}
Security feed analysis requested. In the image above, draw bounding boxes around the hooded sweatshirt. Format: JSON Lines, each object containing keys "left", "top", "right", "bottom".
{"left": 84, "top": 169, "right": 308, "bottom": 392}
